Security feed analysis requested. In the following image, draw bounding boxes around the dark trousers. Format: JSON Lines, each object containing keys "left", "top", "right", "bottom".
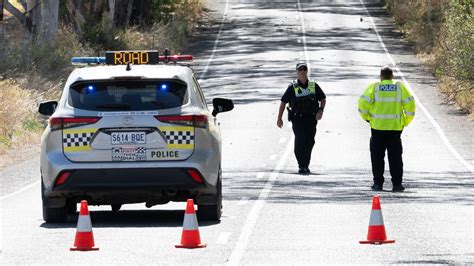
{"left": 291, "top": 116, "right": 317, "bottom": 168}
{"left": 370, "top": 129, "right": 403, "bottom": 186}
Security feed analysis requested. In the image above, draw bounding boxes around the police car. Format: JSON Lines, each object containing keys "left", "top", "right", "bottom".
{"left": 38, "top": 50, "right": 233, "bottom": 223}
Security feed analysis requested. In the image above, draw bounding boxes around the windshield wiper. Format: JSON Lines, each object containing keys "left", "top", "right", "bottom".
{"left": 95, "top": 103, "right": 131, "bottom": 109}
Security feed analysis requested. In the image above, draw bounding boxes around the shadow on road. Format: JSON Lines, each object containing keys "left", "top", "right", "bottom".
{"left": 39, "top": 209, "right": 220, "bottom": 229}
{"left": 184, "top": 0, "right": 438, "bottom": 109}
{"left": 223, "top": 168, "right": 474, "bottom": 205}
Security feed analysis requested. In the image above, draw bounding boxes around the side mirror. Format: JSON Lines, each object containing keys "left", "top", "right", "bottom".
{"left": 38, "top": 101, "right": 58, "bottom": 116}
{"left": 212, "top": 98, "right": 234, "bottom": 117}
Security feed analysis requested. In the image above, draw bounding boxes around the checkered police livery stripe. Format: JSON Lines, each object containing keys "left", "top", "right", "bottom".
{"left": 164, "top": 131, "right": 194, "bottom": 144}
{"left": 64, "top": 132, "right": 92, "bottom": 147}
{"left": 159, "top": 126, "right": 194, "bottom": 149}
{"left": 63, "top": 128, "right": 97, "bottom": 152}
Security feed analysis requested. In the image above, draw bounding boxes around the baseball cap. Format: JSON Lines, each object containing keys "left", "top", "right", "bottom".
{"left": 296, "top": 62, "right": 307, "bottom": 70}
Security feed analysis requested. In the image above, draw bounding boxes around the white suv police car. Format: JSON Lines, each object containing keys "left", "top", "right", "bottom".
{"left": 38, "top": 50, "right": 233, "bottom": 223}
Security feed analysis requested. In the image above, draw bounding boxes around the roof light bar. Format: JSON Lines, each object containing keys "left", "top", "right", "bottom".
{"left": 71, "top": 57, "right": 106, "bottom": 65}
{"left": 71, "top": 51, "right": 193, "bottom": 66}
{"left": 159, "top": 55, "right": 193, "bottom": 62}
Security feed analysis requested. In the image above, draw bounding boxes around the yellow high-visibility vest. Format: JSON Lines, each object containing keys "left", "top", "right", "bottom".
{"left": 358, "top": 79, "right": 416, "bottom": 130}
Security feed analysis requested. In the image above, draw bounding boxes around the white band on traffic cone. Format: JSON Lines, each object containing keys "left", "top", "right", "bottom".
{"left": 182, "top": 213, "right": 199, "bottom": 230}
{"left": 76, "top": 215, "right": 93, "bottom": 232}
{"left": 369, "top": 210, "right": 384, "bottom": 226}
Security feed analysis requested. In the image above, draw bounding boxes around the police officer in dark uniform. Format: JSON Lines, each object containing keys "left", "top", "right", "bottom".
{"left": 277, "top": 63, "right": 326, "bottom": 174}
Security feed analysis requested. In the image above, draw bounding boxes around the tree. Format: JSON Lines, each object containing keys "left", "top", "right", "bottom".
{"left": 3, "top": 0, "right": 58, "bottom": 42}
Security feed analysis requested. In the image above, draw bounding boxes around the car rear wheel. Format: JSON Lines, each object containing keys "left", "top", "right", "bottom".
{"left": 111, "top": 204, "right": 122, "bottom": 212}
{"left": 198, "top": 174, "right": 222, "bottom": 221}
{"left": 66, "top": 201, "right": 77, "bottom": 215}
{"left": 43, "top": 205, "right": 67, "bottom": 223}
{"left": 41, "top": 180, "right": 67, "bottom": 223}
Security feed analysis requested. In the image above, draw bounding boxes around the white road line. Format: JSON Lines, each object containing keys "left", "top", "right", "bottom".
{"left": 297, "top": 0, "right": 310, "bottom": 63}
{"left": 0, "top": 180, "right": 40, "bottom": 201}
{"left": 269, "top": 154, "right": 277, "bottom": 161}
{"left": 216, "top": 232, "right": 232, "bottom": 245}
{"left": 256, "top": 172, "right": 265, "bottom": 179}
{"left": 360, "top": 0, "right": 473, "bottom": 173}
{"left": 238, "top": 197, "right": 249, "bottom": 205}
{"left": 198, "top": 0, "right": 229, "bottom": 80}
{"left": 227, "top": 1, "right": 308, "bottom": 263}
{"left": 226, "top": 136, "right": 294, "bottom": 265}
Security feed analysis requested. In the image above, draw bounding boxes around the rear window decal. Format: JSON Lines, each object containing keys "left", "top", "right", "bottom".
{"left": 98, "top": 111, "right": 159, "bottom": 116}
{"left": 63, "top": 128, "right": 97, "bottom": 152}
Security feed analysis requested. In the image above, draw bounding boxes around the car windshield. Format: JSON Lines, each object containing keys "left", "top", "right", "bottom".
{"left": 68, "top": 79, "right": 188, "bottom": 111}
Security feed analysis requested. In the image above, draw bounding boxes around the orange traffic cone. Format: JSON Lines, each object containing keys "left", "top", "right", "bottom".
{"left": 70, "top": 200, "right": 99, "bottom": 251}
{"left": 175, "top": 199, "right": 207, "bottom": 249}
{"left": 359, "top": 195, "right": 395, "bottom": 245}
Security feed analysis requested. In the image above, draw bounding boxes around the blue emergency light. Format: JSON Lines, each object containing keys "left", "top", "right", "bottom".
{"left": 71, "top": 57, "right": 106, "bottom": 65}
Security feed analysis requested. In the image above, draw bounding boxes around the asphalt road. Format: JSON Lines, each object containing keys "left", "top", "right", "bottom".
{"left": 1, "top": 0, "right": 473, "bottom": 264}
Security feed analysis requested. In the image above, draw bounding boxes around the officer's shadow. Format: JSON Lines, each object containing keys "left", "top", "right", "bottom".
{"left": 283, "top": 170, "right": 323, "bottom": 176}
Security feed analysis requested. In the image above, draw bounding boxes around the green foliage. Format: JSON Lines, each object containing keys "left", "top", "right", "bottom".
{"left": 0, "top": 26, "right": 86, "bottom": 79}
{"left": 385, "top": 0, "right": 473, "bottom": 114}
{"left": 436, "top": 0, "right": 473, "bottom": 81}
{"left": 0, "top": 136, "right": 11, "bottom": 148}
{"left": 23, "top": 119, "right": 43, "bottom": 132}
{"left": 81, "top": 21, "right": 127, "bottom": 50}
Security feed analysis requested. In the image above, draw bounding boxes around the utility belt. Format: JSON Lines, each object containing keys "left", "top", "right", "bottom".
{"left": 287, "top": 107, "right": 316, "bottom": 121}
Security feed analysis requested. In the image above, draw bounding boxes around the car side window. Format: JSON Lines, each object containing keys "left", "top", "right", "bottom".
{"left": 193, "top": 76, "right": 208, "bottom": 110}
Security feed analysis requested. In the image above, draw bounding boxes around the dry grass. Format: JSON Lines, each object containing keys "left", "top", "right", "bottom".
{"left": 438, "top": 77, "right": 474, "bottom": 119}
{"left": 0, "top": 80, "right": 44, "bottom": 154}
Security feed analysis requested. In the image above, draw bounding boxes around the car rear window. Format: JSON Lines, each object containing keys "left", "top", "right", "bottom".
{"left": 68, "top": 79, "right": 188, "bottom": 111}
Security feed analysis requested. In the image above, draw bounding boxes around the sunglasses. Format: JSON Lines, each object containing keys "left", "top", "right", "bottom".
{"left": 298, "top": 68, "right": 308, "bottom": 71}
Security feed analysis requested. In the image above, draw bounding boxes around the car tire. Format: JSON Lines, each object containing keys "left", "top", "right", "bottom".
{"left": 198, "top": 174, "right": 222, "bottom": 221}
{"left": 66, "top": 201, "right": 77, "bottom": 215}
{"left": 111, "top": 204, "right": 122, "bottom": 212}
{"left": 41, "top": 180, "right": 67, "bottom": 223}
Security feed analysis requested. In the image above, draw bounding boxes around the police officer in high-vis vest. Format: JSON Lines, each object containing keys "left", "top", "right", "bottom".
{"left": 358, "top": 66, "right": 416, "bottom": 192}
{"left": 277, "top": 63, "right": 326, "bottom": 174}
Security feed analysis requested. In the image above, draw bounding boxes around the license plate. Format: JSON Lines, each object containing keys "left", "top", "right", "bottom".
{"left": 112, "top": 147, "right": 146, "bottom": 161}
{"left": 111, "top": 132, "right": 146, "bottom": 145}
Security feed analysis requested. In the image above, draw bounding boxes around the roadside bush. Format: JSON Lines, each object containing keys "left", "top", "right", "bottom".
{"left": 0, "top": 80, "right": 41, "bottom": 152}
{"left": 384, "top": 0, "right": 448, "bottom": 53}
{"left": 384, "top": 0, "right": 473, "bottom": 115}
{"left": 436, "top": 0, "right": 473, "bottom": 114}
{"left": 120, "top": 0, "right": 203, "bottom": 52}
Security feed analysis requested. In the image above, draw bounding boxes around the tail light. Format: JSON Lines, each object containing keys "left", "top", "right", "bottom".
{"left": 54, "top": 171, "right": 71, "bottom": 186}
{"left": 187, "top": 169, "right": 203, "bottom": 183}
{"left": 155, "top": 115, "right": 208, "bottom": 128}
{"left": 49, "top": 117, "right": 101, "bottom": 130}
